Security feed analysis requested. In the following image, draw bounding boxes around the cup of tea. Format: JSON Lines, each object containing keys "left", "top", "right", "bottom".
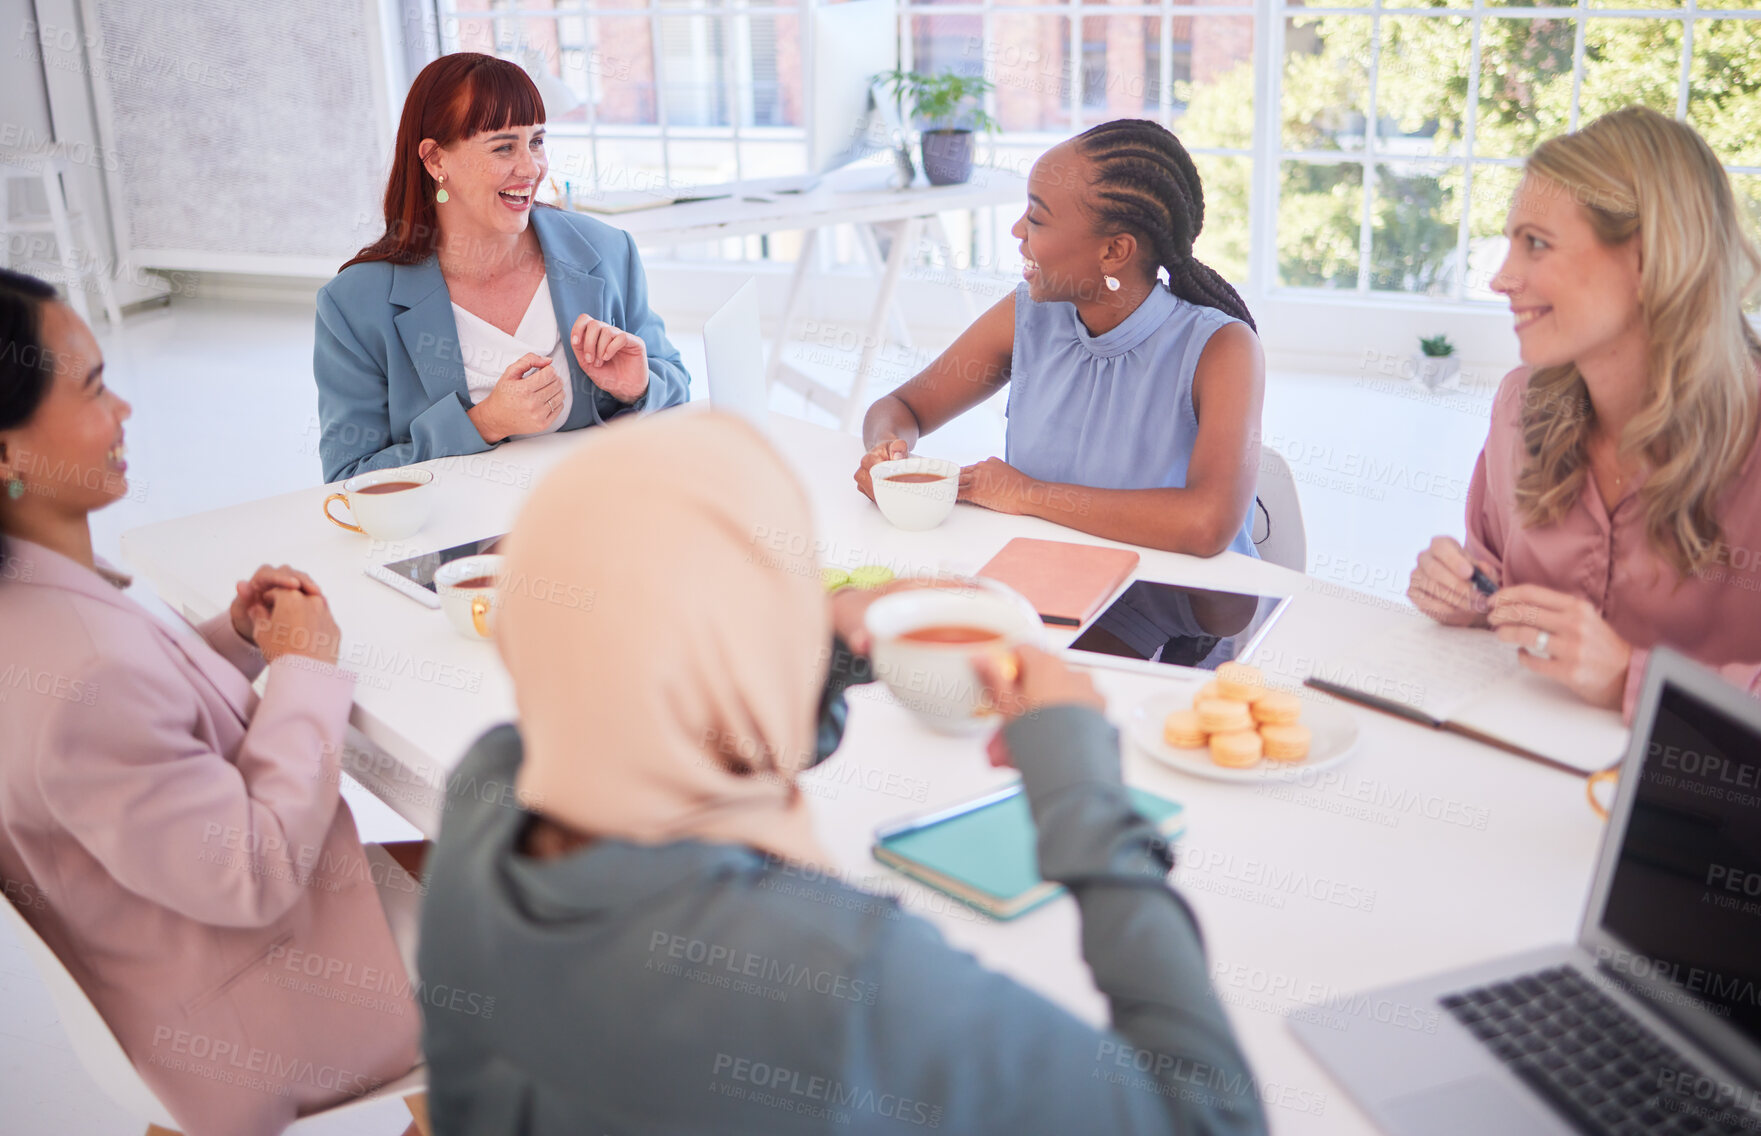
{"left": 864, "top": 579, "right": 1044, "bottom": 732}
{"left": 870, "top": 457, "right": 959, "bottom": 531}
{"left": 435, "top": 555, "right": 504, "bottom": 640}
{"left": 323, "top": 468, "right": 435, "bottom": 541}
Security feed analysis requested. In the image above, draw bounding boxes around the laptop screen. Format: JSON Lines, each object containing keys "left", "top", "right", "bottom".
{"left": 1597, "top": 680, "right": 1761, "bottom": 1053}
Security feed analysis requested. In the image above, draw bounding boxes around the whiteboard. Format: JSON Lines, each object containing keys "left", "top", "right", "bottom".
{"left": 82, "top": 0, "right": 399, "bottom": 276}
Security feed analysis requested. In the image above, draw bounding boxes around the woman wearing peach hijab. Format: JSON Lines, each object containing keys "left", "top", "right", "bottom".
{"left": 417, "top": 412, "right": 1266, "bottom": 1135}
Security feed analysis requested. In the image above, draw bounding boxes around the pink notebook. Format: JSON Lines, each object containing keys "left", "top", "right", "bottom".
{"left": 977, "top": 538, "right": 1140, "bottom": 627}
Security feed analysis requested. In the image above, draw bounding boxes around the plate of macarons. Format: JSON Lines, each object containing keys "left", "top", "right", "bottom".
{"left": 1125, "top": 662, "right": 1359, "bottom": 782}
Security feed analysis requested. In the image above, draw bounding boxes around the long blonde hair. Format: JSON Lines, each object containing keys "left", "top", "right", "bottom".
{"left": 1516, "top": 106, "right": 1761, "bottom": 578}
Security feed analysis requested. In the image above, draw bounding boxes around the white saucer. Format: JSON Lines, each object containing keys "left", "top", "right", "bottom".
{"left": 1125, "top": 686, "right": 1360, "bottom": 783}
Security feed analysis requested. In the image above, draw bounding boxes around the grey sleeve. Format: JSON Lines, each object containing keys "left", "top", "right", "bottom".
{"left": 859, "top": 704, "right": 1265, "bottom": 1134}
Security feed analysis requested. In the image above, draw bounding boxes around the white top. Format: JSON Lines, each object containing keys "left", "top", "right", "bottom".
{"left": 451, "top": 275, "right": 574, "bottom": 439}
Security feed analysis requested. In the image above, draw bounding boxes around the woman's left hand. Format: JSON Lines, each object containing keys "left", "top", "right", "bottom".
{"left": 571, "top": 315, "right": 649, "bottom": 404}
{"left": 1488, "top": 584, "right": 1633, "bottom": 709}
{"left": 959, "top": 458, "right": 1037, "bottom": 515}
{"left": 231, "top": 564, "right": 320, "bottom": 644}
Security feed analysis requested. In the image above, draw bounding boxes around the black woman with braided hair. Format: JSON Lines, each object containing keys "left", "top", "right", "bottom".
{"left": 856, "top": 118, "right": 1265, "bottom": 558}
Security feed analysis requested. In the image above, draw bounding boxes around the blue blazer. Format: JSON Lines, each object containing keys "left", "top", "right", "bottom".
{"left": 313, "top": 206, "right": 691, "bottom": 482}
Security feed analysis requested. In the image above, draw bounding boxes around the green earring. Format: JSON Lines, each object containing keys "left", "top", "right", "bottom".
{"left": 435, "top": 176, "right": 449, "bottom": 205}
{"left": 4, "top": 476, "right": 23, "bottom": 501}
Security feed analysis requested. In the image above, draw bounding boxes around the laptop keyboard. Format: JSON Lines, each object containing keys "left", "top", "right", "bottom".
{"left": 1441, "top": 966, "right": 1759, "bottom": 1136}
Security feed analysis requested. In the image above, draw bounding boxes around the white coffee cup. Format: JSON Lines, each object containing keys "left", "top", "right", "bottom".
{"left": 870, "top": 457, "right": 959, "bottom": 531}
{"left": 435, "top": 555, "right": 505, "bottom": 640}
{"left": 865, "top": 579, "right": 1045, "bottom": 732}
{"left": 322, "top": 468, "right": 435, "bottom": 541}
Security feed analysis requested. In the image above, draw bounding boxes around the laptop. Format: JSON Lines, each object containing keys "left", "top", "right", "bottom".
{"left": 701, "top": 278, "right": 769, "bottom": 430}
{"left": 1294, "top": 647, "right": 1761, "bottom": 1136}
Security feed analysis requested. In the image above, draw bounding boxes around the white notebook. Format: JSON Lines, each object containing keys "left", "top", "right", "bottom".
{"left": 1303, "top": 618, "right": 1629, "bottom": 775}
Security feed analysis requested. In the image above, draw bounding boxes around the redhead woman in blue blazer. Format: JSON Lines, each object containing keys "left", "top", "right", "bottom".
{"left": 314, "top": 54, "right": 689, "bottom": 482}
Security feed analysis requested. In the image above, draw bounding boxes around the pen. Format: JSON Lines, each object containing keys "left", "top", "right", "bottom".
{"left": 1470, "top": 566, "right": 1497, "bottom": 596}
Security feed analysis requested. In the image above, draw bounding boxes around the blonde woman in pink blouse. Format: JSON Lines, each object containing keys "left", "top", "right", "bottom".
{"left": 1408, "top": 107, "right": 1761, "bottom": 720}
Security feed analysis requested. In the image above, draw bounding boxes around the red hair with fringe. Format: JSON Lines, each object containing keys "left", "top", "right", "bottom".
{"left": 343, "top": 53, "right": 545, "bottom": 270}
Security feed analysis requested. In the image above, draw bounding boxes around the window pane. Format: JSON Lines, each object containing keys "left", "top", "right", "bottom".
{"left": 545, "top": 136, "right": 597, "bottom": 192}
{"left": 1474, "top": 17, "right": 1574, "bottom": 160}
{"left": 592, "top": 136, "right": 669, "bottom": 197}
{"left": 1735, "top": 175, "right": 1761, "bottom": 313}
{"left": 1376, "top": 16, "right": 1470, "bottom": 159}
{"left": 1688, "top": 19, "right": 1761, "bottom": 169}
{"left": 1173, "top": 17, "right": 1255, "bottom": 151}
{"left": 1590, "top": 0, "right": 1678, "bottom": 11}
{"left": 1191, "top": 154, "right": 1251, "bottom": 284}
{"left": 1369, "top": 162, "right": 1461, "bottom": 295}
{"left": 1079, "top": 15, "right": 1160, "bottom": 125}
{"left": 1282, "top": 17, "right": 1372, "bottom": 153}
{"left": 592, "top": 14, "right": 661, "bottom": 125}
{"left": 1578, "top": 19, "right": 1684, "bottom": 123}
{"left": 1278, "top": 160, "right": 1363, "bottom": 287}
{"left": 669, "top": 138, "right": 739, "bottom": 187}
{"left": 910, "top": 11, "right": 984, "bottom": 78}
{"left": 739, "top": 138, "right": 808, "bottom": 180}
{"left": 1386, "top": 0, "right": 1470, "bottom": 11}
{"left": 743, "top": 13, "right": 804, "bottom": 128}
{"left": 658, "top": 14, "right": 732, "bottom": 127}
{"left": 1465, "top": 163, "right": 1522, "bottom": 301}
{"left": 991, "top": 13, "right": 1072, "bottom": 132}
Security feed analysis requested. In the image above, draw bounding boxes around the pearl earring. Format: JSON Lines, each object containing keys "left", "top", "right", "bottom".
{"left": 1104, "top": 275, "right": 1121, "bottom": 292}
{"left": 435, "top": 175, "right": 449, "bottom": 205}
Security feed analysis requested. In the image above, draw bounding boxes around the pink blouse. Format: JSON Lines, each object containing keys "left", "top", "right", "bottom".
{"left": 1466, "top": 367, "right": 1761, "bottom": 720}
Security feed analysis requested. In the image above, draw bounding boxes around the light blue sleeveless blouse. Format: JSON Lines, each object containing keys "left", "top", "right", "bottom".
{"left": 1004, "top": 281, "right": 1259, "bottom": 558}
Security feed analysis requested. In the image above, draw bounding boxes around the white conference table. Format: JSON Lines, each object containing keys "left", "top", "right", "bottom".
{"left": 121, "top": 413, "right": 1614, "bottom": 1134}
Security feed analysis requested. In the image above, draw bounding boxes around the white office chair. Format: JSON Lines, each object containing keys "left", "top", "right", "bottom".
{"left": 0, "top": 897, "right": 429, "bottom": 1136}
{"left": 1252, "top": 445, "right": 1308, "bottom": 573}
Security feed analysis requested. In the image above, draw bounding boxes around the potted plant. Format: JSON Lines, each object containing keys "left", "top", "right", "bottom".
{"left": 1417, "top": 333, "right": 1460, "bottom": 391}
{"left": 877, "top": 68, "right": 999, "bottom": 186}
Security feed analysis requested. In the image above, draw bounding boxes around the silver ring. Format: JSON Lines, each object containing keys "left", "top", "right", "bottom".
{"left": 1532, "top": 630, "right": 1551, "bottom": 659}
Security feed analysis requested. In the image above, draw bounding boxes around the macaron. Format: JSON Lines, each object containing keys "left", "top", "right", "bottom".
{"left": 1260, "top": 723, "right": 1312, "bottom": 763}
{"left": 1209, "top": 729, "right": 1263, "bottom": 769}
{"left": 1215, "top": 662, "right": 1264, "bottom": 701}
{"left": 1196, "top": 698, "right": 1253, "bottom": 734}
{"left": 1162, "top": 709, "right": 1207, "bottom": 749}
{"left": 1250, "top": 690, "right": 1303, "bottom": 727}
{"left": 822, "top": 567, "right": 851, "bottom": 592}
{"left": 1195, "top": 681, "right": 1231, "bottom": 705}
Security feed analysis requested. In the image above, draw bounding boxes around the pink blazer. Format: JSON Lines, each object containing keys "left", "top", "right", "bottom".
{"left": 0, "top": 539, "right": 420, "bottom": 1136}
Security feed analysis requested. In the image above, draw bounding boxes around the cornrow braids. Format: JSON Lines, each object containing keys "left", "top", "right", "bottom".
{"left": 1074, "top": 118, "right": 1256, "bottom": 332}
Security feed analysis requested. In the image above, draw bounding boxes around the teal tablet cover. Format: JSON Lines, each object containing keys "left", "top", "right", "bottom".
{"left": 873, "top": 785, "right": 1185, "bottom": 920}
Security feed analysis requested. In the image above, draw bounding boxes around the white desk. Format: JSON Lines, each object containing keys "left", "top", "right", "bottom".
{"left": 120, "top": 414, "right": 1610, "bottom": 1134}
{"left": 592, "top": 165, "right": 1029, "bottom": 431}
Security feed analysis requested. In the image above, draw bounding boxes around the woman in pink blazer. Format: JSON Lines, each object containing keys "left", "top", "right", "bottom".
{"left": 0, "top": 268, "right": 423, "bottom": 1135}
